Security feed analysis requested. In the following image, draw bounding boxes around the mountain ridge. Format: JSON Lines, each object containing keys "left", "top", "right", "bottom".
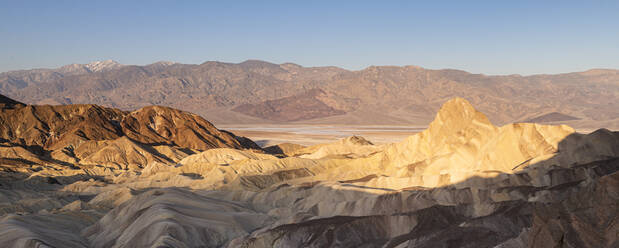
{"left": 0, "top": 94, "right": 261, "bottom": 170}
{"left": 1, "top": 59, "right": 618, "bottom": 129}
{"left": 3, "top": 58, "right": 618, "bottom": 75}
{"left": 0, "top": 95, "right": 617, "bottom": 247}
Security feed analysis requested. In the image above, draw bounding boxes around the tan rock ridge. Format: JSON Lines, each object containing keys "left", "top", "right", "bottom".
{"left": 293, "top": 135, "right": 382, "bottom": 159}
{"left": 380, "top": 98, "right": 576, "bottom": 187}
{"left": 0, "top": 96, "right": 617, "bottom": 247}
{"left": 263, "top": 143, "right": 306, "bottom": 156}
{"left": 71, "top": 137, "right": 194, "bottom": 170}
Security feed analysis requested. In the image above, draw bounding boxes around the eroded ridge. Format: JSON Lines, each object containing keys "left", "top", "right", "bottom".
{"left": 0, "top": 96, "right": 617, "bottom": 247}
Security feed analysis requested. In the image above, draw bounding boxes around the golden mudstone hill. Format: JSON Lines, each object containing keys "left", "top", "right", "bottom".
{"left": 378, "top": 97, "right": 579, "bottom": 186}
{"left": 263, "top": 142, "right": 306, "bottom": 156}
{"left": 0, "top": 96, "right": 617, "bottom": 248}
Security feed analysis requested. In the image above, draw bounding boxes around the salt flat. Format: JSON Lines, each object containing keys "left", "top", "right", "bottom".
{"left": 220, "top": 125, "right": 425, "bottom": 146}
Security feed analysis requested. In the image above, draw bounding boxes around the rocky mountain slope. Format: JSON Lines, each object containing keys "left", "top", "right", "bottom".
{"left": 0, "top": 94, "right": 259, "bottom": 172}
{"left": 232, "top": 89, "right": 347, "bottom": 122}
{"left": 1, "top": 60, "right": 618, "bottom": 129}
{"left": 0, "top": 96, "right": 616, "bottom": 247}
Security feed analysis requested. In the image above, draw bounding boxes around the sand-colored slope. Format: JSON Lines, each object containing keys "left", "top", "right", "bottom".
{"left": 73, "top": 137, "right": 192, "bottom": 170}
{"left": 292, "top": 136, "right": 382, "bottom": 159}
{"left": 0, "top": 97, "right": 617, "bottom": 247}
{"left": 379, "top": 98, "right": 576, "bottom": 187}
{"left": 263, "top": 142, "right": 306, "bottom": 156}
{"left": 178, "top": 148, "right": 276, "bottom": 166}
{"left": 84, "top": 188, "right": 270, "bottom": 248}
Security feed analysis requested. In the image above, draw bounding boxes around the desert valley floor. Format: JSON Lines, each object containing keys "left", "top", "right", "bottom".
{"left": 220, "top": 125, "right": 425, "bottom": 147}
{"left": 222, "top": 125, "right": 602, "bottom": 148}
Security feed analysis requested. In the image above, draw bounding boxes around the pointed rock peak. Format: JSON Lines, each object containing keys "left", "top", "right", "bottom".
{"left": 60, "top": 60, "right": 123, "bottom": 73}
{"left": 96, "top": 59, "right": 120, "bottom": 64}
{"left": 439, "top": 97, "right": 474, "bottom": 111}
{"left": 85, "top": 60, "right": 122, "bottom": 72}
{"left": 426, "top": 98, "right": 494, "bottom": 137}
{"left": 435, "top": 97, "right": 491, "bottom": 124}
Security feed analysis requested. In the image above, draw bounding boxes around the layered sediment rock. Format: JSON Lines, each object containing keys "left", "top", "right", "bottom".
{"left": 0, "top": 96, "right": 616, "bottom": 247}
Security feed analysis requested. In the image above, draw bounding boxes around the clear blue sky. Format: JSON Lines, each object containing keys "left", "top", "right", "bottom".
{"left": 1, "top": 1, "right": 618, "bottom": 75}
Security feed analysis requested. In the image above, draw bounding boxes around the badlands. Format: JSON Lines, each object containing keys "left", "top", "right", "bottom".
{"left": 0, "top": 94, "right": 617, "bottom": 247}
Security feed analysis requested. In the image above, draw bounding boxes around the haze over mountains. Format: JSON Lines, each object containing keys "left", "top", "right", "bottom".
{"left": 0, "top": 94, "right": 616, "bottom": 247}
{"left": 1, "top": 60, "right": 618, "bottom": 129}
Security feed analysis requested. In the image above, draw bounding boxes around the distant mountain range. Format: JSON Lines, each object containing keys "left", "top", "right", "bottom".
{"left": 1, "top": 60, "right": 618, "bottom": 129}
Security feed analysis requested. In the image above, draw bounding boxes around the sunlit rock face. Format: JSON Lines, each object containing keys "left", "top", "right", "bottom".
{"left": 0, "top": 94, "right": 617, "bottom": 248}
{"left": 380, "top": 97, "right": 578, "bottom": 188}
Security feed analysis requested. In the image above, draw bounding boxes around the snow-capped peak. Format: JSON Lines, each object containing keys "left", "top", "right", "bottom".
{"left": 84, "top": 60, "right": 122, "bottom": 72}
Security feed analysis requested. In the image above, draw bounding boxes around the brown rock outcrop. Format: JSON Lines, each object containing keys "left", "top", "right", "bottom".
{"left": 120, "top": 105, "right": 248, "bottom": 150}
{"left": 0, "top": 103, "right": 125, "bottom": 150}
{"left": 0, "top": 94, "right": 259, "bottom": 171}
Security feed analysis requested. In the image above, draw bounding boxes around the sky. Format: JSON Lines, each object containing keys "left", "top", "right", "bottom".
{"left": 1, "top": 0, "right": 618, "bottom": 75}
